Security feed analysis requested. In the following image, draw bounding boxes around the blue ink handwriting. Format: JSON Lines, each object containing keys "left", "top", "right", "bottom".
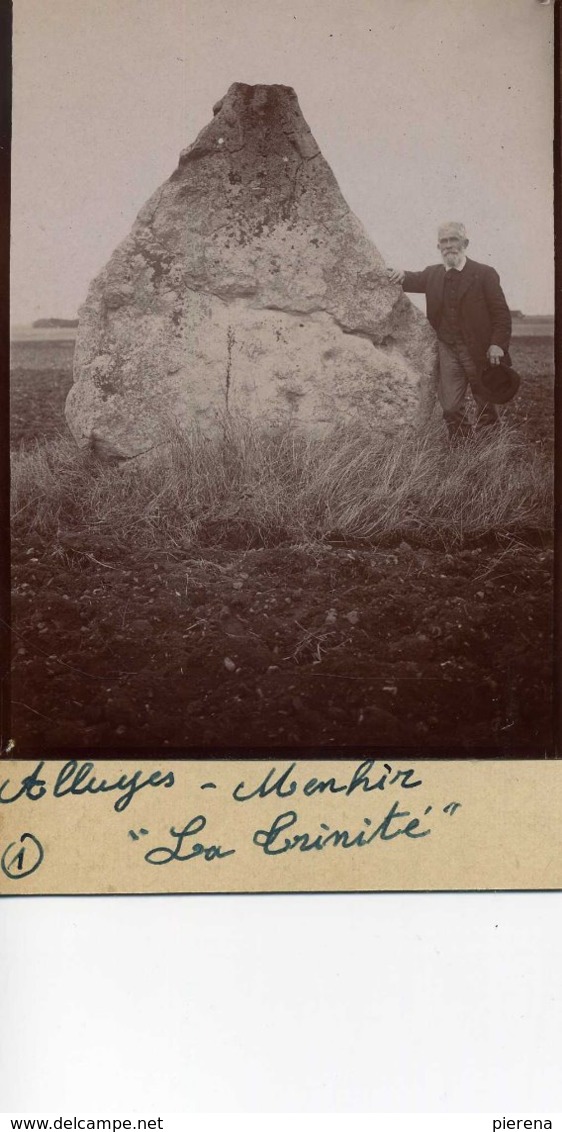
{"left": 1, "top": 831, "right": 44, "bottom": 879}
{"left": 253, "top": 802, "right": 434, "bottom": 855}
{"left": 0, "top": 760, "right": 175, "bottom": 813}
{"left": 144, "top": 815, "right": 236, "bottom": 865}
{"left": 233, "top": 758, "right": 423, "bottom": 803}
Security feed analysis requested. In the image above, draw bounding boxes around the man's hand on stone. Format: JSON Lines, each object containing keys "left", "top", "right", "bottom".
{"left": 386, "top": 267, "right": 405, "bottom": 285}
{"left": 487, "top": 344, "right": 504, "bottom": 367}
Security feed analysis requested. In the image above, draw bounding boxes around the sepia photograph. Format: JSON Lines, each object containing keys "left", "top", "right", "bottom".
{"left": 8, "top": 0, "right": 555, "bottom": 756}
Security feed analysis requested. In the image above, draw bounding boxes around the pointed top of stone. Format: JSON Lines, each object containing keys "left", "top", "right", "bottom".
{"left": 179, "top": 81, "right": 320, "bottom": 168}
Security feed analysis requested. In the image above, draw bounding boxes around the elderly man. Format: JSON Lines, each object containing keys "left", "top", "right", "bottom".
{"left": 387, "top": 222, "right": 512, "bottom": 439}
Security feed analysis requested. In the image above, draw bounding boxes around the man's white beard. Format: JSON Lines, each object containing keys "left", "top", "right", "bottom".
{"left": 442, "top": 250, "right": 463, "bottom": 268}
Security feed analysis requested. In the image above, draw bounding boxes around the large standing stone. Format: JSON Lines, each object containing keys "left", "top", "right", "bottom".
{"left": 66, "top": 83, "right": 437, "bottom": 458}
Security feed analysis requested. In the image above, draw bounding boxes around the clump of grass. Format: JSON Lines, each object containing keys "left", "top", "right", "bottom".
{"left": 11, "top": 416, "right": 553, "bottom": 559}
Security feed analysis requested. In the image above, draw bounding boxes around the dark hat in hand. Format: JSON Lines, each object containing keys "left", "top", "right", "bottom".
{"left": 478, "top": 360, "right": 521, "bottom": 404}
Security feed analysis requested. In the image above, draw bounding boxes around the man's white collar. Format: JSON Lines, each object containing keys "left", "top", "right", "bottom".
{"left": 445, "top": 255, "right": 467, "bottom": 272}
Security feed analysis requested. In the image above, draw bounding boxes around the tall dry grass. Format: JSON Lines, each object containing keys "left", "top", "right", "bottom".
{"left": 11, "top": 417, "right": 553, "bottom": 559}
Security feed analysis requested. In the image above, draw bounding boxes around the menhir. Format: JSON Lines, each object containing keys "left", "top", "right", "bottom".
{"left": 66, "top": 83, "right": 437, "bottom": 459}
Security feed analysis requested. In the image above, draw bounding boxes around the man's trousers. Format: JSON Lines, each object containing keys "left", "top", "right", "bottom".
{"left": 437, "top": 339, "right": 499, "bottom": 436}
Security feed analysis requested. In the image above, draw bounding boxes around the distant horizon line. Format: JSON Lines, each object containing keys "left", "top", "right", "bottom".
{"left": 10, "top": 312, "right": 556, "bottom": 329}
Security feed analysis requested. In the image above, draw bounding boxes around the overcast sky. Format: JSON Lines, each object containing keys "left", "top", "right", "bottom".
{"left": 11, "top": 0, "right": 554, "bottom": 323}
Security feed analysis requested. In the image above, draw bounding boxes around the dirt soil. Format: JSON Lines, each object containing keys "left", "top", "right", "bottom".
{"left": 9, "top": 337, "right": 555, "bottom": 754}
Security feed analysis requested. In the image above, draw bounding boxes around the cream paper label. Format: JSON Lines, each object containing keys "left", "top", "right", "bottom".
{"left": 0, "top": 758, "right": 560, "bottom": 894}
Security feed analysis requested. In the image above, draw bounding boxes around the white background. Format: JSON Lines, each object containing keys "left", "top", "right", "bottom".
{"left": 2, "top": 894, "right": 561, "bottom": 1112}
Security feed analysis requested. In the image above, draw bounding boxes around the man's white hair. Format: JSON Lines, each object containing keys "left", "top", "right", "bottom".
{"left": 438, "top": 221, "right": 467, "bottom": 240}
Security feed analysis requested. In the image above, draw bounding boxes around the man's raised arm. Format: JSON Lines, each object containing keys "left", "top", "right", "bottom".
{"left": 386, "top": 267, "right": 429, "bottom": 292}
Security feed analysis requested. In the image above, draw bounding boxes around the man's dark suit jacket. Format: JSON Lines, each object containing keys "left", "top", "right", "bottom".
{"left": 402, "top": 257, "right": 512, "bottom": 370}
